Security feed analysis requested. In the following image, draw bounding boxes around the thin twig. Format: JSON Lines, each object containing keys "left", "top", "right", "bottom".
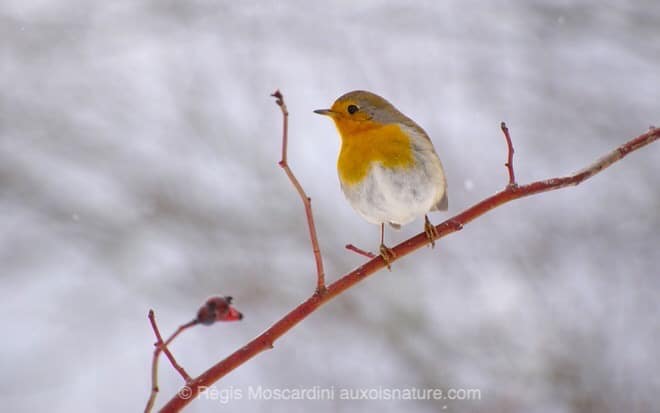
{"left": 500, "top": 122, "right": 517, "bottom": 187}
{"left": 345, "top": 243, "right": 377, "bottom": 259}
{"left": 271, "top": 90, "right": 326, "bottom": 293}
{"left": 145, "top": 311, "right": 160, "bottom": 413}
{"left": 159, "top": 109, "right": 659, "bottom": 412}
{"left": 145, "top": 311, "right": 196, "bottom": 413}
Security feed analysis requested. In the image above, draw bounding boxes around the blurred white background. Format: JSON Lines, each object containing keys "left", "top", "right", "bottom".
{"left": 1, "top": 1, "right": 658, "bottom": 412}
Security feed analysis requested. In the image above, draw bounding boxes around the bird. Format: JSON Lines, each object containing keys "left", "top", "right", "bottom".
{"left": 314, "top": 90, "right": 447, "bottom": 268}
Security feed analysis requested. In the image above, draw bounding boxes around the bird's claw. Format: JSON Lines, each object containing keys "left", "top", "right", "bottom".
{"left": 379, "top": 244, "right": 396, "bottom": 270}
{"left": 424, "top": 215, "right": 438, "bottom": 248}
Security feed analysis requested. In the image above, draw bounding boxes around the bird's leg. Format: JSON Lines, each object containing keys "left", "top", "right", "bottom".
{"left": 424, "top": 215, "right": 438, "bottom": 248}
{"left": 379, "top": 223, "right": 396, "bottom": 270}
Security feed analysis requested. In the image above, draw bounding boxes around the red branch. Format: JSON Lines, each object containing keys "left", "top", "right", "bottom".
{"left": 272, "top": 90, "right": 326, "bottom": 293}
{"left": 159, "top": 97, "right": 659, "bottom": 411}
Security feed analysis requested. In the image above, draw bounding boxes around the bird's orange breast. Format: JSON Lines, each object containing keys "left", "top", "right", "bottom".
{"left": 335, "top": 121, "right": 415, "bottom": 185}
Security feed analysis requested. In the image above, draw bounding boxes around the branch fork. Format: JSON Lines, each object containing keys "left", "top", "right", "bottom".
{"left": 144, "top": 297, "right": 243, "bottom": 412}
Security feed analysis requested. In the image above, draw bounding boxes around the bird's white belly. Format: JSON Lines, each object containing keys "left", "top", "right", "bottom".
{"left": 341, "top": 156, "right": 444, "bottom": 226}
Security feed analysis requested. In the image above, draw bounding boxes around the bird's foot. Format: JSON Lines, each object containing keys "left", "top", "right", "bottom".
{"left": 424, "top": 215, "right": 438, "bottom": 248}
{"left": 379, "top": 244, "right": 396, "bottom": 270}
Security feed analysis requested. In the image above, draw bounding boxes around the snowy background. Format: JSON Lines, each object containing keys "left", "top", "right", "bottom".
{"left": 1, "top": 1, "right": 659, "bottom": 412}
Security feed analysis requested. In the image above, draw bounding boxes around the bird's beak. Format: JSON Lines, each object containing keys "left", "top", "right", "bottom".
{"left": 313, "top": 109, "right": 333, "bottom": 116}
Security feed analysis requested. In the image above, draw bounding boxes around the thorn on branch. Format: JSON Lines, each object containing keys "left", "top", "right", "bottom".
{"left": 445, "top": 219, "right": 464, "bottom": 231}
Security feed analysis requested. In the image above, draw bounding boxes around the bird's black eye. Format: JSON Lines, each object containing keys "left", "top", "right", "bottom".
{"left": 347, "top": 104, "right": 359, "bottom": 114}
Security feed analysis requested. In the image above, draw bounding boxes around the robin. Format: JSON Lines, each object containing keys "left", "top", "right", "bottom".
{"left": 315, "top": 90, "right": 447, "bottom": 268}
